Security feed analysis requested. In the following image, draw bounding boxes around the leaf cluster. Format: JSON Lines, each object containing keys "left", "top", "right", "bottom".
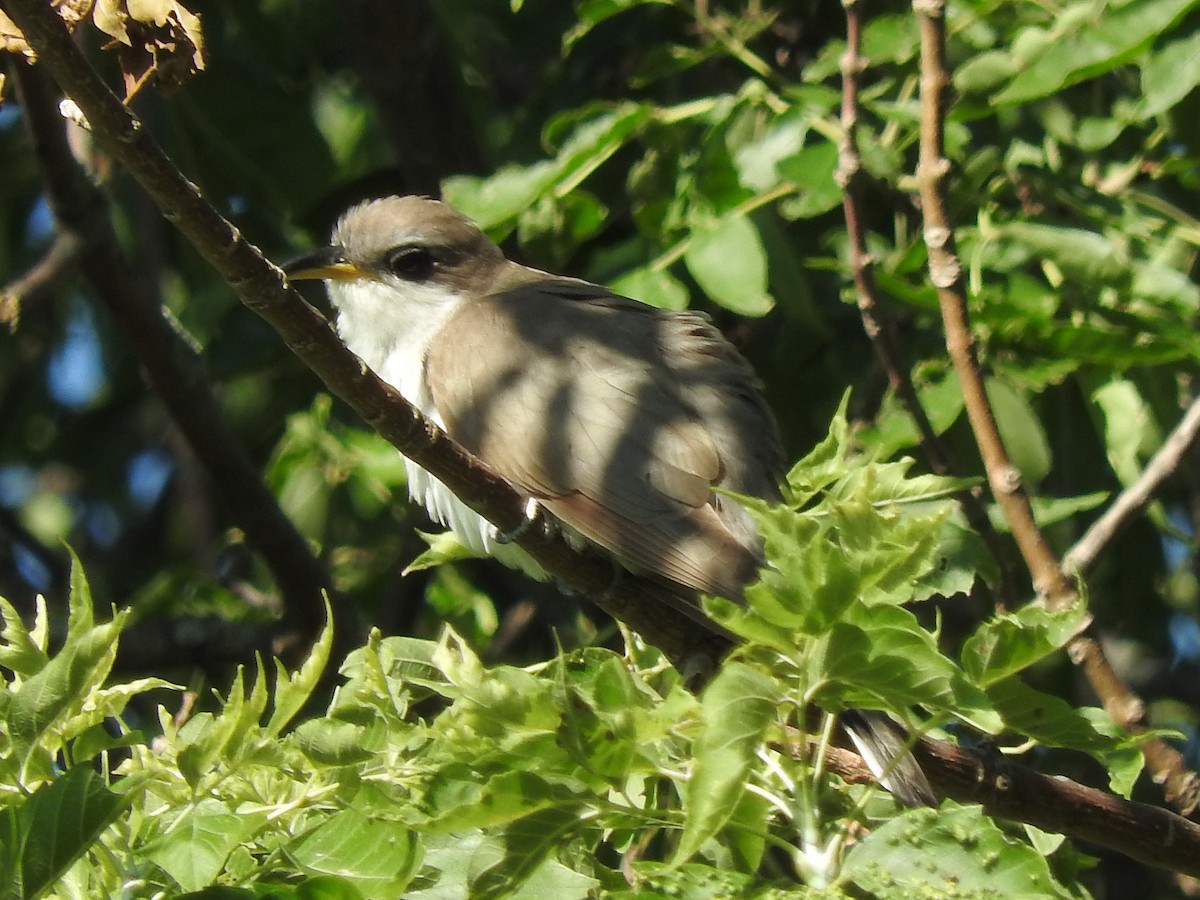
{"left": 0, "top": 412, "right": 1122, "bottom": 897}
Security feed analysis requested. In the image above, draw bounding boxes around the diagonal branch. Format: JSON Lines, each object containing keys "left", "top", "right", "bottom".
{"left": 837, "top": 0, "right": 1017, "bottom": 608}
{"left": 0, "top": 227, "right": 83, "bottom": 328}
{"left": 912, "top": 0, "right": 1200, "bottom": 815}
{"left": 0, "top": 0, "right": 728, "bottom": 676}
{"left": 12, "top": 0, "right": 1200, "bottom": 870}
{"left": 10, "top": 58, "right": 340, "bottom": 653}
{"left": 1063, "top": 392, "right": 1200, "bottom": 576}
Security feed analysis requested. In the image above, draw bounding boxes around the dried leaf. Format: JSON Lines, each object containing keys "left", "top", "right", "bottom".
{"left": 92, "top": 0, "right": 205, "bottom": 99}
{"left": 1, "top": 3, "right": 92, "bottom": 63}
{"left": 56, "top": 0, "right": 97, "bottom": 28}
{"left": 0, "top": 11, "right": 34, "bottom": 58}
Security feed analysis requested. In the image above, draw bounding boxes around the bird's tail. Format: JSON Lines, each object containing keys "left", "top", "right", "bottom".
{"left": 840, "top": 708, "right": 936, "bottom": 808}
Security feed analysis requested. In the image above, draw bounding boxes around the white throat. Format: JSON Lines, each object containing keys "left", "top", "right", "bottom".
{"left": 327, "top": 277, "right": 539, "bottom": 570}
{"left": 327, "top": 277, "right": 465, "bottom": 414}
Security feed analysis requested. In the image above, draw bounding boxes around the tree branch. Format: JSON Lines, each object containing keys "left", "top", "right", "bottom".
{"left": 1063, "top": 392, "right": 1200, "bottom": 576}
{"left": 817, "top": 736, "right": 1200, "bottom": 876}
{"left": 10, "top": 0, "right": 1200, "bottom": 871}
{"left": 0, "top": 0, "right": 729, "bottom": 675}
{"left": 837, "top": 0, "right": 1017, "bottom": 608}
{"left": 0, "top": 226, "right": 83, "bottom": 328}
{"left": 912, "top": 0, "right": 1200, "bottom": 815}
{"left": 10, "top": 58, "right": 341, "bottom": 652}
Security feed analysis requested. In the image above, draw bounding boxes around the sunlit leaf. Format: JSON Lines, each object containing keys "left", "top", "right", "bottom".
{"left": 683, "top": 211, "right": 774, "bottom": 316}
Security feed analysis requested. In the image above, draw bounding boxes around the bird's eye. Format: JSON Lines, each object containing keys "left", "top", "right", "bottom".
{"left": 385, "top": 245, "right": 436, "bottom": 280}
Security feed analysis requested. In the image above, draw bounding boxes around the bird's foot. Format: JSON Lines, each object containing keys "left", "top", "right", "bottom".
{"left": 494, "top": 497, "right": 545, "bottom": 545}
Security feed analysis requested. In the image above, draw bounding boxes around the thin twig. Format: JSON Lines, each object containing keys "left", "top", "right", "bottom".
{"left": 1064, "top": 393, "right": 1200, "bottom": 575}
{"left": 912, "top": 0, "right": 1200, "bottom": 815}
{"left": 0, "top": 227, "right": 83, "bottom": 327}
{"left": 837, "top": 0, "right": 1017, "bottom": 608}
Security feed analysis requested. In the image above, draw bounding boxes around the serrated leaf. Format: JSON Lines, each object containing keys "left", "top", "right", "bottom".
{"left": 58, "top": 676, "right": 182, "bottom": 751}
{"left": 812, "top": 610, "right": 963, "bottom": 714}
{"left": 745, "top": 507, "right": 858, "bottom": 634}
{"left": 962, "top": 604, "right": 1090, "bottom": 685}
{"left": 11, "top": 766, "right": 130, "bottom": 899}
{"left": 177, "top": 665, "right": 251, "bottom": 786}
{"left": 267, "top": 596, "right": 334, "bottom": 737}
{"left": 0, "top": 596, "right": 50, "bottom": 678}
{"left": 65, "top": 549, "right": 94, "bottom": 641}
{"left": 987, "top": 678, "right": 1124, "bottom": 754}
{"left": 10, "top": 611, "right": 128, "bottom": 781}
{"left": 674, "top": 662, "right": 774, "bottom": 863}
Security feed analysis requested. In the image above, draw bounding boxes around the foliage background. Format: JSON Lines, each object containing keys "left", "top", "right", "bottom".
{"left": 3, "top": 0, "right": 1200, "bottom": 896}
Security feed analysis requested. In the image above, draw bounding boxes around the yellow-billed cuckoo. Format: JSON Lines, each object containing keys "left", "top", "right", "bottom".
{"left": 285, "top": 195, "right": 934, "bottom": 807}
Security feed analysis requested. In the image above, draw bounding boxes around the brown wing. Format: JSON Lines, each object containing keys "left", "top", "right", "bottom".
{"left": 423, "top": 272, "right": 783, "bottom": 599}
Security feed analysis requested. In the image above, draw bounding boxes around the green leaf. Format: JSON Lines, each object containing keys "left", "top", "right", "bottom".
{"left": 785, "top": 390, "right": 854, "bottom": 499}
{"left": 954, "top": 49, "right": 1020, "bottom": 95}
{"left": 733, "top": 108, "right": 808, "bottom": 192}
{"left": 285, "top": 809, "right": 420, "bottom": 893}
{"left": 1140, "top": 29, "right": 1200, "bottom": 117}
{"left": 962, "top": 603, "right": 1090, "bottom": 685}
{"left": 812, "top": 607, "right": 964, "bottom": 714}
{"left": 998, "top": 221, "right": 1128, "bottom": 284}
{"left": 776, "top": 139, "right": 841, "bottom": 219}
{"left": 992, "top": 0, "right": 1199, "bottom": 106}
{"left": 683, "top": 211, "right": 774, "bottom": 316}
{"left": 995, "top": 491, "right": 1110, "bottom": 529}
{"left": 403, "top": 530, "right": 485, "bottom": 574}
{"left": 563, "top": 0, "right": 673, "bottom": 51}
{"left": 267, "top": 596, "right": 335, "bottom": 736}
{"left": 987, "top": 378, "right": 1052, "bottom": 487}
{"left": 609, "top": 266, "right": 690, "bottom": 311}
{"left": 1092, "top": 377, "right": 1162, "bottom": 487}
{"left": 470, "top": 806, "right": 592, "bottom": 898}
{"left": 7, "top": 767, "right": 130, "bottom": 900}
{"left": 296, "top": 877, "right": 367, "bottom": 900}
{"left": 65, "top": 548, "right": 94, "bottom": 642}
{"left": 443, "top": 163, "right": 557, "bottom": 233}
{"left": 143, "top": 799, "right": 270, "bottom": 892}
{"left": 293, "top": 711, "right": 385, "bottom": 766}
{"left": 9, "top": 610, "right": 128, "bottom": 782}
{"left": 843, "top": 803, "right": 1077, "bottom": 898}
{"left": 176, "top": 662, "right": 262, "bottom": 786}
{"left": 674, "top": 662, "right": 774, "bottom": 863}
{"left": 863, "top": 364, "right": 966, "bottom": 458}
{"left": 987, "top": 678, "right": 1125, "bottom": 754}
{"left": 0, "top": 596, "right": 50, "bottom": 678}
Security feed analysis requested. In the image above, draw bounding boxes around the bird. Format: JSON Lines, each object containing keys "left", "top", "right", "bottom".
{"left": 284, "top": 194, "right": 935, "bottom": 807}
